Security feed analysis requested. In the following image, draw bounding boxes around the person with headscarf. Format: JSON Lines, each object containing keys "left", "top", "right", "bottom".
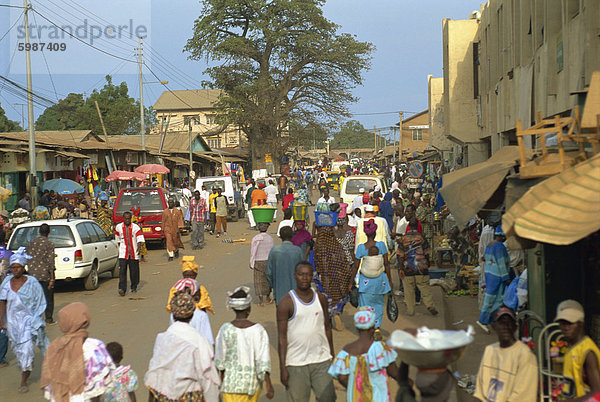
{"left": 145, "top": 292, "right": 220, "bottom": 401}
{"left": 313, "top": 224, "right": 355, "bottom": 330}
{"left": 379, "top": 192, "right": 395, "bottom": 233}
{"left": 95, "top": 192, "right": 113, "bottom": 236}
{"left": 215, "top": 286, "right": 274, "bottom": 401}
{"left": 291, "top": 220, "right": 313, "bottom": 259}
{"left": 354, "top": 220, "right": 391, "bottom": 335}
{"left": 250, "top": 222, "right": 275, "bottom": 306}
{"left": 476, "top": 225, "right": 511, "bottom": 334}
{"left": 328, "top": 307, "right": 400, "bottom": 401}
{"left": 0, "top": 247, "right": 49, "bottom": 393}
{"left": 41, "top": 302, "right": 115, "bottom": 400}
{"left": 168, "top": 278, "right": 214, "bottom": 345}
{"left": 166, "top": 256, "right": 215, "bottom": 315}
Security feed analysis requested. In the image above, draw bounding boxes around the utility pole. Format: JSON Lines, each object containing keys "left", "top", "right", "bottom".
{"left": 14, "top": 103, "right": 26, "bottom": 129}
{"left": 24, "top": 0, "right": 37, "bottom": 206}
{"left": 374, "top": 125, "right": 377, "bottom": 153}
{"left": 137, "top": 37, "right": 146, "bottom": 164}
{"left": 398, "top": 111, "right": 404, "bottom": 162}
{"left": 188, "top": 119, "right": 193, "bottom": 180}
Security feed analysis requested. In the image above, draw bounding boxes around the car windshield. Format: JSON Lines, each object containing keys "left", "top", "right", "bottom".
{"left": 201, "top": 180, "right": 226, "bottom": 192}
{"left": 345, "top": 179, "right": 378, "bottom": 194}
{"left": 9, "top": 225, "right": 76, "bottom": 249}
{"left": 116, "top": 190, "right": 163, "bottom": 215}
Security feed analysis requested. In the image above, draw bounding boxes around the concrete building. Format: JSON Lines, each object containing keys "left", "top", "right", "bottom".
{"left": 399, "top": 110, "right": 431, "bottom": 157}
{"left": 436, "top": 0, "right": 600, "bottom": 166}
{"left": 152, "top": 89, "right": 246, "bottom": 152}
{"left": 428, "top": 75, "right": 455, "bottom": 164}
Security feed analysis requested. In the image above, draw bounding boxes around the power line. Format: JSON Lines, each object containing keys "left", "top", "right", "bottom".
{"left": 0, "top": 4, "right": 25, "bottom": 8}
{"left": 351, "top": 110, "right": 419, "bottom": 116}
{"left": 31, "top": 9, "right": 137, "bottom": 64}
{"left": 143, "top": 62, "right": 197, "bottom": 109}
{"left": 0, "top": 10, "right": 24, "bottom": 44}
{"left": 0, "top": 75, "right": 56, "bottom": 107}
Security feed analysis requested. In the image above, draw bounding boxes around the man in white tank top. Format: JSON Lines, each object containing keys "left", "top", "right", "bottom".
{"left": 276, "top": 262, "right": 336, "bottom": 401}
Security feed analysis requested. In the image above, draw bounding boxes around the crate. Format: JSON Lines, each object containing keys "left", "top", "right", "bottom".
{"left": 315, "top": 211, "right": 339, "bottom": 227}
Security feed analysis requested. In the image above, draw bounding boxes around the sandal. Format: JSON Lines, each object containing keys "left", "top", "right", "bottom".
{"left": 265, "top": 299, "right": 275, "bottom": 305}
{"left": 258, "top": 303, "right": 265, "bottom": 307}
{"left": 18, "top": 385, "right": 29, "bottom": 393}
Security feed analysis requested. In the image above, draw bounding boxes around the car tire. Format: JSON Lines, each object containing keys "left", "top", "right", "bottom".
{"left": 84, "top": 261, "right": 100, "bottom": 290}
{"left": 111, "top": 260, "right": 120, "bottom": 278}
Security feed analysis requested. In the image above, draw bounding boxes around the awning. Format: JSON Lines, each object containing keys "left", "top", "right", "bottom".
{"left": 193, "top": 152, "right": 221, "bottom": 164}
{"left": 503, "top": 153, "right": 600, "bottom": 245}
{"left": 439, "top": 146, "right": 531, "bottom": 227}
{"left": 55, "top": 150, "right": 90, "bottom": 159}
{"left": 164, "top": 156, "right": 191, "bottom": 165}
{"left": 0, "top": 147, "right": 25, "bottom": 153}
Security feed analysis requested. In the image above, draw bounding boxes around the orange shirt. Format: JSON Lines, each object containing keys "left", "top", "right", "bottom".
{"left": 251, "top": 188, "right": 268, "bottom": 207}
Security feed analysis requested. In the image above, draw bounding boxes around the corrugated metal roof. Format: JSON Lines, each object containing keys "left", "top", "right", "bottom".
{"left": 152, "top": 89, "right": 224, "bottom": 111}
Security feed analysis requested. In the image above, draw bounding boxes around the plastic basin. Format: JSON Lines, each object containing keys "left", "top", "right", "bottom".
{"left": 251, "top": 207, "right": 276, "bottom": 223}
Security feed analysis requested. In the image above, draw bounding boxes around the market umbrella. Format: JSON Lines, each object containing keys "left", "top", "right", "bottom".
{"left": 503, "top": 153, "right": 600, "bottom": 245}
{"left": 41, "top": 178, "right": 84, "bottom": 194}
{"left": 134, "top": 164, "right": 170, "bottom": 175}
{"left": 105, "top": 170, "right": 147, "bottom": 182}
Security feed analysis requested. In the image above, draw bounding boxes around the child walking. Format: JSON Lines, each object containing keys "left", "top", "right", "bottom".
{"left": 105, "top": 341, "right": 138, "bottom": 401}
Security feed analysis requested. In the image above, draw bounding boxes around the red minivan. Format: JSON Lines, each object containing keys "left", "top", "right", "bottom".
{"left": 112, "top": 187, "right": 169, "bottom": 242}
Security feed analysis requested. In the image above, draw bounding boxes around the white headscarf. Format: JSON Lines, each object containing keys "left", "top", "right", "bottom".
{"left": 226, "top": 286, "right": 252, "bottom": 310}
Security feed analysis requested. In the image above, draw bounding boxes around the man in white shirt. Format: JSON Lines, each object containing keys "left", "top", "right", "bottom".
{"left": 200, "top": 185, "right": 211, "bottom": 223}
{"left": 265, "top": 179, "right": 279, "bottom": 220}
{"left": 317, "top": 187, "right": 335, "bottom": 204}
{"left": 277, "top": 208, "right": 295, "bottom": 237}
{"left": 114, "top": 211, "right": 145, "bottom": 296}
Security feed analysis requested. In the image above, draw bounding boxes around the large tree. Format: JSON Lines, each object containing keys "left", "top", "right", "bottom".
{"left": 184, "top": 0, "right": 373, "bottom": 169}
{"left": 35, "top": 76, "right": 156, "bottom": 135}
{"left": 329, "top": 120, "right": 388, "bottom": 149}
{"left": 288, "top": 120, "right": 329, "bottom": 150}
{"left": 0, "top": 103, "right": 23, "bottom": 132}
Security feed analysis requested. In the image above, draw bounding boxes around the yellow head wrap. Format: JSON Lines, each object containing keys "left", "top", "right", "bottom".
{"left": 181, "top": 256, "right": 199, "bottom": 273}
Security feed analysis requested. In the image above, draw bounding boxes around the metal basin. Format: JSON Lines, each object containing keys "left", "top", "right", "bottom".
{"left": 394, "top": 345, "right": 470, "bottom": 369}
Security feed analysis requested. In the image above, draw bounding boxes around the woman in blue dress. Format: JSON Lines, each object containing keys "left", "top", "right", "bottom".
{"left": 476, "top": 225, "right": 511, "bottom": 333}
{"left": 355, "top": 219, "right": 391, "bottom": 335}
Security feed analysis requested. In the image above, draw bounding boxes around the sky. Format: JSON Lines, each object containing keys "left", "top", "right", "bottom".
{"left": 0, "top": 0, "right": 484, "bottom": 142}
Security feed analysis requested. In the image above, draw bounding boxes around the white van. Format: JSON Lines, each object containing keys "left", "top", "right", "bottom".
{"left": 195, "top": 175, "right": 244, "bottom": 221}
{"left": 339, "top": 175, "right": 387, "bottom": 205}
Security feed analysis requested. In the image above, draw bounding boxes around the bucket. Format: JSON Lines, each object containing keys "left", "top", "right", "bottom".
{"left": 292, "top": 203, "right": 307, "bottom": 221}
{"left": 251, "top": 206, "right": 276, "bottom": 223}
{"left": 315, "top": 211, "right": 339, "bottom": 227}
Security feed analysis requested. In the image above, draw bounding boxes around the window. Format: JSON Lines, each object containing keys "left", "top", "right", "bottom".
{"left": 9, "top": 225, "right": 75, "bottom": 249}
{"left": 208, "top": 139, "right": 221, "bottom": 148}
{"left": 345, "top": 179, "right": 378, "bottom": 195}
{"left": 199, "top": 180, "right": 226, "bottom": 192}
{"left": 206, "top": 114, "right": 216, "bottom": 124}
{"left": 88, "top": 223, "right": 108, "bottom": 242}
{"left": 77, "top": 223, "right": 95, "bottom": 244}
{"left": 412, "top": 129, "right": 423, "bottom": 141}
{"left": 116, "top": 190, "right": 164, "bottom": 215}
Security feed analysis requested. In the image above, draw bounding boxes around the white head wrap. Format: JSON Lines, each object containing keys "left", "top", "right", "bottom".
{"left": 226, "top": 286, "right": 253, "bottom": 310}
{"left": 9, "top": 247, "right": 32, "bottom": 266}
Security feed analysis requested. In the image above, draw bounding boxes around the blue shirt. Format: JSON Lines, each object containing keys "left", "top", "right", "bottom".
{"left": 266, "top": 241, "right": 305, "bottom": 304}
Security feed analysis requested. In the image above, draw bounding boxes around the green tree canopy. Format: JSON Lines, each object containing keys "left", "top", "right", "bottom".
{"left": 184, "top": 0, "right": 373, "bottom": 168}
{"left": 330, "top": 120, "right": 387, "bottom": 149}
{"left": 289, "top": 120, "right": 329, "bottom": 150}
{"left": 35, "top": 76, "right": 156, "bottom": 135}
{"left": 0, "top": 103, "right": 23, "bottom": 132}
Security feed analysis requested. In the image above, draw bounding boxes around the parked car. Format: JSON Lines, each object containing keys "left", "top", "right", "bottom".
{"left": 196, "top": 175, "right": 244, "bottom": 221}
{"left": 339, "top": 175, "right": 388, "bottom": 205}
{"left": 8, "top": 219, "right": 119, "bottom": 290}
{"left": 113, "top": 187, "right": 169, "bottom": 243}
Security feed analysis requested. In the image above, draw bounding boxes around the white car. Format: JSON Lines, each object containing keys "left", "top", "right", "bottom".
{"left": 8, "top": 219, "right": 119, "bottom": 290}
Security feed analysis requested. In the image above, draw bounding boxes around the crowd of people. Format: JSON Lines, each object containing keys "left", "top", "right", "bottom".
{"left": 0, "top": 160, "right": 599, "bottom": 401}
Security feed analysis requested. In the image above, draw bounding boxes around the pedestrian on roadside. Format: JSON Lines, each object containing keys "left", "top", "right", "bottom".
{"left": 41, "top": 302, "right": 115, "bottom": 401}
{"left": 0, "top": 229, "right": 11, "bottom": 368}
{"left": 189, "top": 190, "right": 207, "bottom": 250}
{"left": 105, "top": 341, "right": 139, "bottom": 402}
{"left": 250, "top": 222, "right": 275, "bottom": 306}
{"left": 476, "top": 225, "right": 510, "bottom": 333}
{"left": 114, "top": 211, "right": 145, "bottom": 296}
{"left": 162, "top": 198, "right": 185, "bottom": 261}
{"left": 474, "top": 307, "right": 538, "bottom": 402}
{"left": 0, "top": 247, "right": 50, "bottom": 393}
{"left": 165, "top": 256, "right": 215, "bottom": 315}
{"left": 282, "top": 188, "right": 295, "bottom": 211}
{"left": 145, "top": 292, "right": 220, "bottom": 402}
{"left": 251, "top": 182, "right": 268, "bottom": 207}
{"left": 167, "top": 278, "right": 214, "bottom": 345}
{"left": 32, "top": 205, "right": 50, "bottom": 221}
{"left": 215, "top": 286, "right": 275, "bottom": 401}
{"left": 265, "top": 180, "right": 279, "bottom": 220}
{"left": 554, "top": 300, "right": 600, "bottom": 399}
{"left": 200, "top": 185, "right": 210, "bottom": 224}
{"left": 245, "top": 180, "right": 257, "bottom": 229}
{"left": 25, "top": 223, "right": 56, "bottom": 324}
{"left": 208, "top": 187, "right": 218, "bottom": 234}
{"left": 18, "top": 193, "right": 32, "bottom": 212}
{"left": 276, "top": 262, "right": 336, "bottom": 401}
{"left": 214, "top": 188, "right": 229, "bottom": 238}
{"left": 95, "top": 194, "right": 113, "bottom": 236}
{"left": 317, "top": 187, "right": 335, "bottom": 204}
{"left": 396, "top": 216, "right": 438, "bottom": 317}
{"left": 266, "top": 226, "right": 305, "bottom": 305}
{"left": 51, "top": 201, "right": 68, "bottom": 220}
{"left": 328, "top": 306, "right": 400, "bottom": 401}
{"left": 277, "top": 208, "right": 294, "bottom": 237}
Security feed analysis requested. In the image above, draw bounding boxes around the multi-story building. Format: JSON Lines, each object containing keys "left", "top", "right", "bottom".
{"left": 152, "top": 89, "right": 246, "bottom": 152}
{"left": 399, "top": 110, "right": 431, "bottom": 156}
{"left": 435, "top": 0, "right": 600, "bottom": 166}
{"left": 428, "top": 75, "right": 455, "bottom": 164}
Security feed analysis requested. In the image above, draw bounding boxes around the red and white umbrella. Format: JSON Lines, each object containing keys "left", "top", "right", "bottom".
{"left": 134, "top": 164, "right": 170, "bottom": 175}
{"left": 105, "top": 170, "right": 147, "bottom": 182}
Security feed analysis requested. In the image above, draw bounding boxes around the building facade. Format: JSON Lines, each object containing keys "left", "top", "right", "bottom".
{"left": 435, "top": 0, "right": 600, "bottom": 166}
